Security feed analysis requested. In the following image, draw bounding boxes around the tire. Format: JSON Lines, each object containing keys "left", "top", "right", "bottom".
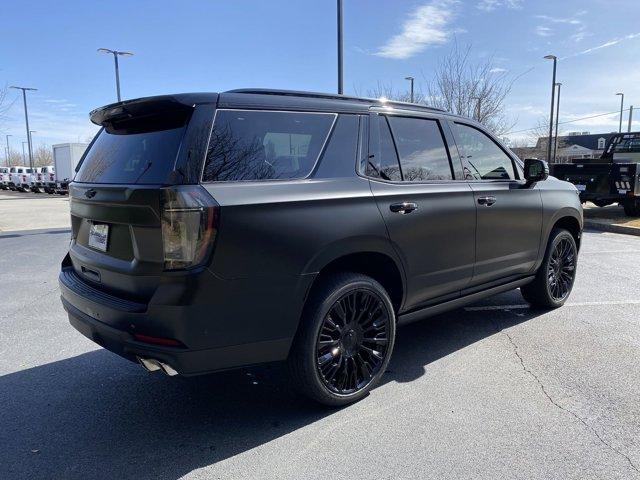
{"left": 593, "top": 200, "right": 612, "bottom": 208}
{"left": 288, "top": 272, "right": 396, "bottom": 407}
{"left": 521, "top": 228, "right": 578, "bottom": 309}
{"left": 623, "top": 200, "right": 640, "bottom": 217}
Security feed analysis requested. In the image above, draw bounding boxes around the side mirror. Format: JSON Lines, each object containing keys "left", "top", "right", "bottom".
{"left": 523, "top": 158, "right": 549, "bottom": 186}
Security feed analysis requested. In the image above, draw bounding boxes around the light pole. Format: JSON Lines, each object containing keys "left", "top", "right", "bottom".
{"left": 337, "top": 0, "right": 343, "bottom": 94}
{"left": 10, "top": 86, "right": 37, "bottom": 169}
{"left": 29, "top": 131, "right": 37, "bottom": 164}
{"left": 628, "top": 106, "right": 634, "bottom": 133}
{"left": 553, "top": 82, "right": 562, "bottom": 163}
{"left": 98, "top": 48, "right": 134, "bottom": 102}
{"left": 22, "top": 141, "right": 27, "bottom": 164}
{"left": 405, "top": 76, "right": 415, "bottom": 103}
{"left": 544, "top": 55, "right": 557, "bottom": 163}
{"left": 616, "top": 93, "right": 624, "bottom": 133}
{"left": 5, "top": 134, "right": 11, "bottom": 167}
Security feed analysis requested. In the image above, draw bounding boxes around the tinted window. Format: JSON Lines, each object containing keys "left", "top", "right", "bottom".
{"left": 202, "top": 110, "right": 335, "bottom": 182}
{"left": 367, "top": 116, "right": 402, "bottom": 181}
{"left": 75, "top": 126, "right": 186, "bottom": 184}
{"left": 387, "top": 116, "right": 452, "bottom": 181}
{"left": 454, "top": 123, "right": 516, "bottom": 180}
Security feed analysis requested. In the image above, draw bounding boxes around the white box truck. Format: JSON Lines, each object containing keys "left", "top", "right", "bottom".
{"left": 52, "top": 143, "right": 88, "bottom": 194}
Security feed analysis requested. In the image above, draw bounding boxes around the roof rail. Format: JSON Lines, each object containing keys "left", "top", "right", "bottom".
{"left": 225, "top": 88, "right": 445, "bottom": 113}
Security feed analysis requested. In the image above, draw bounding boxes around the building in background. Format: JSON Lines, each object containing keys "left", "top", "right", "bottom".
{"left": 512, "top": 132, "right": 619, "bottom": 163}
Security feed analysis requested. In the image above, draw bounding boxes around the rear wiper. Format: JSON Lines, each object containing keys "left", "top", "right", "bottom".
{"left": 133, "top": 162, "right": 152, "bottom": 184}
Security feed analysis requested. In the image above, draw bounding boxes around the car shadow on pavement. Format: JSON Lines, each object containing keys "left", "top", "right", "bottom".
{"left": 1, "top": 290, "right": 545, "bottom": 480}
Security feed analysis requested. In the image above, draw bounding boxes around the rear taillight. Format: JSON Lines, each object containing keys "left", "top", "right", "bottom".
{"left": 161, "top": 185, "right": 219, "bottom": 270}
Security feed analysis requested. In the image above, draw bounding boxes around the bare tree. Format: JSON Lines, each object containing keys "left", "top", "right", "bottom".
{"left": 0, "top": 85, "right": 12, "bottom": 131}
{"left": 34, "top": 144, "right": 53, "bottom": 167}
{"left": 367, "top": 81, "right": 426, "bottom": 104}
{"left": 424, "top": 42, "right": 515, "bottom": 136}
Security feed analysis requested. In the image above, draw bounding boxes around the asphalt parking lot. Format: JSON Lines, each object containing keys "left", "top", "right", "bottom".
{"left": 1, "top": 217, "right": 639, "bottom": 479}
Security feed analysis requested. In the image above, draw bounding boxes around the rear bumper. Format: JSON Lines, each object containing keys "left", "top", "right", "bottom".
{"left": 59, "top": 266, "right": 304, "bottom": 375}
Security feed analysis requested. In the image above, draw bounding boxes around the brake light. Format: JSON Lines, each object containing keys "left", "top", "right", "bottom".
{"left": 161, "top": 185, "right": 219, "bottom": 270}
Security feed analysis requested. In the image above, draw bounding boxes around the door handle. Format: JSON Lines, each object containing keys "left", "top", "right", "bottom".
{"left": 390, "top": 202, "right": 418, "bottom": 214}
{"left": 477, "top": 195, "right": 497, "bottom": 206}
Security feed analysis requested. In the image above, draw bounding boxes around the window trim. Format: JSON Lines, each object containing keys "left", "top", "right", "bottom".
{"left": 199, "top": 108, "right": 338, "bottom": 184}
{"left": 360, "top": 112, "right": 462, "bottom": 184}
{"left": 451, "top": 121, "right": 523, "bottom": 182}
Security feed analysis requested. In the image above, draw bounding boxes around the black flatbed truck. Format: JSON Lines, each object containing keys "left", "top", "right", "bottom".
{"left": 549, "top": 132, "right": 640, "bottom": 216}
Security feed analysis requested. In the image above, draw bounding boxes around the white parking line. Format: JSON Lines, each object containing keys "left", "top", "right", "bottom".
{"left": 465, "top": 300, "right": 640, "bottom": 311}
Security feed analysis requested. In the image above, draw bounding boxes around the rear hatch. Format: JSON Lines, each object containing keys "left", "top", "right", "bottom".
{"left": 67, "top": 95, "right": 217, "bottom": 302}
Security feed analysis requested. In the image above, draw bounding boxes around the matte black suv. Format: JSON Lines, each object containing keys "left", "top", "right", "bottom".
{"left": 59, "top": 89, "right": 583, "bottom": 406}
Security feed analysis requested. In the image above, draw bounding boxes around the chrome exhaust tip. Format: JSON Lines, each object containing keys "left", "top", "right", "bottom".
{"left": 138, "top": 357, "right": 179, "bottom": 376}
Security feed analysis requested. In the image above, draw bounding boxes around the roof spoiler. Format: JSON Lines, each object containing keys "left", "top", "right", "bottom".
{"left": 89, "top": 94, "right": 205, "bottom": 128}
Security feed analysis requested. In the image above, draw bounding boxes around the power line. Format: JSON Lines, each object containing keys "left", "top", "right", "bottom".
{"left": 506, "top": 108, "right": 632, "bottom": 136}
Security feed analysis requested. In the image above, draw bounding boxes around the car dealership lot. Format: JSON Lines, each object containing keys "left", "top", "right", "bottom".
{"left": 1, "top": 227, "right": 639, "bottom": 479}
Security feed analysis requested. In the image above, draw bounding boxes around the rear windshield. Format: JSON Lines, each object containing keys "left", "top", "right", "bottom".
{"left": 202, "top": 110, "right": 336, "bottom": 182}
{"left": 75, "top": 126, "right": 187, "bottom": 184}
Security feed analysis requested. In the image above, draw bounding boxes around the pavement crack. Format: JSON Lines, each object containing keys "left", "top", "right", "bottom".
{"left": 500, "top": 324, "right": 640, "bottom": 476}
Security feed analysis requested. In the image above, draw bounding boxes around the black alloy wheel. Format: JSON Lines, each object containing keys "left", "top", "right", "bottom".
{"left": 547, "top": 237, "right": 576, "bottom": 302}
{"left": 315, "top": 289, "right": 390, "bottom": 395}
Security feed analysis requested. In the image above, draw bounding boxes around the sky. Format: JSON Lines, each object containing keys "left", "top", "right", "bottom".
{"left": 1, "top": 0, "right": 640, "bottom": 154}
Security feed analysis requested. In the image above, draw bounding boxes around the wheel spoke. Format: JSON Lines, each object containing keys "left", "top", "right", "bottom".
{"left": 315, "top": 288, "right": 390, "bottom": 395}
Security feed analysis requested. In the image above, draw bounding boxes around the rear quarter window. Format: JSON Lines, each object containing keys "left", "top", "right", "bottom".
{"left": 202, "top": 110, "right": 336, "bottom": 182}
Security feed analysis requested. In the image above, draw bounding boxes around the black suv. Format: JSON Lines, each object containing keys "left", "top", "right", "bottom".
{"left": 59, "top": 89, "right": 582, "bottom": 406}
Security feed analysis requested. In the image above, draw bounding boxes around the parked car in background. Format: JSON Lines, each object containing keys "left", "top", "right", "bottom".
{"left": 40, "top": 165, "right": 56, "bottom": 194}
{"left": 53, "top": 143, "right": 87, "bottom": 194}
{"left": 29, "top": 167, "right": 43, "bottom": 193}
{"left": 0, "top": 167, "right": 9, "bottom": 189}
{"left": 8, "top": 166, "right": 33, "bottom": 192}
{"left": 59, "top": 90, "right": 583, "bottom": 406}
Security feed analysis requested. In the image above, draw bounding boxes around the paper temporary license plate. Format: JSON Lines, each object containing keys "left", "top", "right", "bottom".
{"left": 575, "top": 184, "right": 586, "bottom": 191}
{"left": 88, "top": 223, "right": 109, "bottom": 252}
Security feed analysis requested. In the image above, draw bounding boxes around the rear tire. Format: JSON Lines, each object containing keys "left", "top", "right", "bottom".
{"left": 288, "top": 272, "right": 396, "bottom": 407}
{"left": 623, "top": 199, "right": 640, "bottom": 217}
{"left": 521, "top": 228, "right": 578, "bottom": 309}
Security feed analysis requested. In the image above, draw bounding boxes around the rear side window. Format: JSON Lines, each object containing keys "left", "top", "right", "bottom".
{"left": 453, "top": 123, "right": 516, "bottom": 180}
{"left": 202, "top": 110, "right": 335, "bottom": 182}
{"left": 75, "top": 126, "right": 187, "bottom": 184}
{"left": 387, "top": 116, "right": 452, "bottom": 181}
{"left": 366, "top": 116, "right": 402, "bottom": 181}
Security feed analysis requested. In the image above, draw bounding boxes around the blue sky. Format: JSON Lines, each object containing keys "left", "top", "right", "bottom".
{"left": 1, "top": 0, "right": 639, "bottom": 151}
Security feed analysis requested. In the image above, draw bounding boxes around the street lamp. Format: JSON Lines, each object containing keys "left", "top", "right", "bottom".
{"left": 337, "top": 0, "right": 343, "bottom": 94}
{"left": 405, "top": 76, "right": 415, "bottom": 103}
{"left": 5, "top": 134, "right": 11, "bottom": 167}
{"left": 616, "top": 92, "right": 624, "bottom": 133}
{"left": 10, "top": 86, "right": 37, "bottom": 169}
{"left": 553, "top": 82, "right": 562, "bottom": 163}
{"left": 29, "top": 131, "right": 37, "bottom": 161}
{"left": 544, "top": 55, "right": 557, "bottom": 163}
{"left": 98, "top": 48, "right": 134, "bottom": 102}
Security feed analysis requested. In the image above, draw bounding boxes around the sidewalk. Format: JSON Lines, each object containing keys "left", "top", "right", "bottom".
{"left": 584, "top": 203, "right": 640, "bottom": 236}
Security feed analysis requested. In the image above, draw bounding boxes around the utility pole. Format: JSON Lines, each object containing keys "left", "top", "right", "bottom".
{"left": 628, "top": 105, "right": 634, "bottom": 133}
{"left": 22, "top": 141, "right": 27, "bottom": 164}
{"left": 544, "top": 55, "right": 557, "bottom": 163}
{"left": 337, "top": 0, "right": 343, "bottom": 94}
{"left": 98, "top": 48, "right": 134, "bottom": 102}
{"left": 616, "top": 93, "right": 624, "bottom": 133}
{"left": 405, "top": 76, "right": 415, "bottom": 103}
{"left": 4, "top": 134, "right": 11, "bottom": 167}
{"left": 10, "top": 86, "right": 37, "bottom": 169}
{"left": 471, "top": 96, "right": 482, "bottom": 122}
{"left": 553, "top": 82, "right": 562, "bottom": 163}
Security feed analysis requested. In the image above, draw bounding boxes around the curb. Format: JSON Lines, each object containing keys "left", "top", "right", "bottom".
{"left": 584, "top": 219, "right": 640, "bottom": 236}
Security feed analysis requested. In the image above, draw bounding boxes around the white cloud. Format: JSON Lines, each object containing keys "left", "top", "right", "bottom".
{"left": 375, "top": 0, "right": 458, "bottom": 59}
{"left": 489, "top": 67, "right": 508, "bottom": 73}
{"left": 535, "top": 26, "right": 553, "bottom": 37}
{"left": 477, "top": 0, "right": 523, "bottom": 12}
{"left": 564, "top": 32, "right": 640, "bottom": 59}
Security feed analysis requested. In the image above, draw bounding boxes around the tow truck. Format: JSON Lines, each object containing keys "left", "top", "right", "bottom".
{"left": 549, "top": 132, "right": 640, "bottom": 216}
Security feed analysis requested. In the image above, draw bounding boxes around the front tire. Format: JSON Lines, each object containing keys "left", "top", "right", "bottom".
{"left": 288, "top": 272, "right": 396, "bottom": 407}
{"left": 623, "top": 199, "right": 640, "bottom": 217}
{"left": 521, "top": 228, "right": 578, "bottom": 308}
